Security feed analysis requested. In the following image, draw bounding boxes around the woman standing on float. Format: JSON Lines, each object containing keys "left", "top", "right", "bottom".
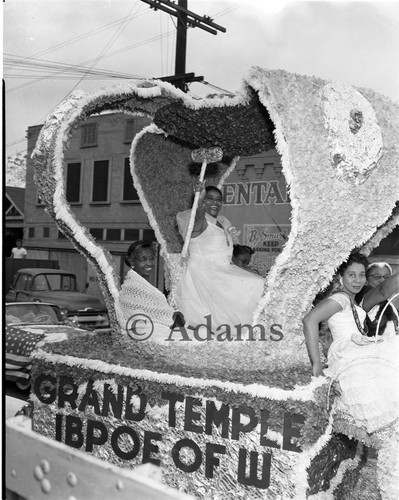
{"left": 176, "top": 182, "right": 265, "bottom": 329}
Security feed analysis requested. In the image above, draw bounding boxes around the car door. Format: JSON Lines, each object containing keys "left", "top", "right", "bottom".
{"left": 6, "top": 273, "right": 33, "bottom": 302}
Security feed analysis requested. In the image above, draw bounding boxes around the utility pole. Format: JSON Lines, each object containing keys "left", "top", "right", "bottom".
{"left": 141, "top": 0, "right": 226, "bottom": 92}
{"left": 175, "top": 0, "right": 187, "bottom": 80}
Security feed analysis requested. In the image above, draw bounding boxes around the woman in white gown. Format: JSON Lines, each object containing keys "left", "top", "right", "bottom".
{"left": 303, "top": 252, "right": 399, "bottom": 499}
{"left": 175, "top": 184, "right": 265, "bottom": 329}
{"left": 303, "top": 252, "right": 399, "bottom": 435}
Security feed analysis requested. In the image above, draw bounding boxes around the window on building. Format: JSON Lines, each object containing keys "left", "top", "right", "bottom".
{"left": 92, "top": 160, "right": 109, "bottom": 202}
{"left": 90, "top": 228, "right": 103, "bottom": 240}
{"left": 43, "top": 227, "right": 50, "bottom": 238}
{"left": 81, "top": 123, "right": 98, "bottom": 147}
{"left": 28, "top": 227, "right": 35, "bottom": 238}
{"left": 66, "top": 162, "right": 82, "bottom": 203}
{"left": 58, "top": 231, "right": 67, "bottom": 239}
{"left": 106, "top": 229, "right": 121, "bottom": 241}
{"left": 124, "top": 119, "right": 139, "bottom": 143}
{"left": 124, "top": 229, "right": 140, "bottom": 241}
{"left": 142, "top": 229, "right": 156, "bottom": 241}
{"left": 123, "top": 158, "right": 140, "bottom": 202}
{"left": 124, "top": 116, "right": 151, "bottom": 143}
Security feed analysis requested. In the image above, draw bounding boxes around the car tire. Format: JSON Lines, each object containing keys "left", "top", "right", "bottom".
{"left": 16, "top": 379, "right": 31, "bottom": 392}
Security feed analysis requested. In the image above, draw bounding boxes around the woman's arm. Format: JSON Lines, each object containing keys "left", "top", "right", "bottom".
{"left": 362, "top": 273, "right": 399, "bottom": 312}
{"left": 190, "top": 184, "right": 207, "bottom": 237}
{"left": 303, "top": 298, "right": 342, "bottom": 376}
{"left": 176, "top": 184, "right": 207, "bottom": 240}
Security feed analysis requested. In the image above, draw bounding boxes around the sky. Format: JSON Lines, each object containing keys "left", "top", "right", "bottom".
{"left": 3, "top": 0, "right": 399, "bottom": 160}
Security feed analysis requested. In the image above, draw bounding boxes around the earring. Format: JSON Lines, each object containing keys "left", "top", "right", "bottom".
{"left": 338, "top": 276, "right": 343, "bottom": 287}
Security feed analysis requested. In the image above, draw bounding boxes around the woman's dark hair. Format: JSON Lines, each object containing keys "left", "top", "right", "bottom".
{"left": 205, "top": 185, "right": 223, "bottom": 197}
{"left": 125, "top": 240, "right": 154, "bottom": 266}
{"left": 337, "top": 251, "right": 369, "bottom": 276}
{"left": 233, "top": 244, "right": 254, "bottom": 258}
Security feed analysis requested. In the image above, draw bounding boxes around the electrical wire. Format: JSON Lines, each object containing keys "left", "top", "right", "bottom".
{"left": 212, "top": 3, "right": 241, "bottom": 20}
{"left": 6, "top": 30, "right": 176, "bottom": 92}
{"left": 4, "top": 55, "right": 144, "bottom": 79}
{"left": 5, "top": 3, "right": 239, "bottom": 88}
{"left": 6, "top": 5, "right": 149, "bottom": 71}
{"left": 67, "top": 1, "right": 141, "bottom": 95}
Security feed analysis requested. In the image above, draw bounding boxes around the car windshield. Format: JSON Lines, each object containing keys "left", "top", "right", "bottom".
{"left": 6, "top": 304, "right": 62, "bottom": 325}
{"left": 31, "top": 274, "right": 77, "bottom": 291}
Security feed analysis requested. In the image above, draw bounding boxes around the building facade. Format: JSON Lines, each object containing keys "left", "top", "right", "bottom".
{"left": 25, "top": 113, "right": 157, "bottom": 298}
{"left": 5, "top": 187, "right": 25, "bottom": 257}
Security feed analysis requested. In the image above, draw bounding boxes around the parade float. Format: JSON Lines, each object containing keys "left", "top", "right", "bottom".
{"left": 29, "top": 67, "right": 399, "bottom": 499}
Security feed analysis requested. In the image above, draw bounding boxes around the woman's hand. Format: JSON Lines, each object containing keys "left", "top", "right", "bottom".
{"left": 303, "top": 298, "right": 341, "bottom": 379}
{"left": 226, "top": 226, "right": 241, "bottom": 244}
{"left": 193, "top": 180, "right": 207, "bottom": 208}
{"left": 194, "top": 180, "right": 205, "bottom": 193}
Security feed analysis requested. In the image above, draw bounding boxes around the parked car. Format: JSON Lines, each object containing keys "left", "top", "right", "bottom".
{"left": 5, "top": 302, "right": 96, "bottom": 391}
{"left": 6, "top": 268, "right": 110, "bottom": 331}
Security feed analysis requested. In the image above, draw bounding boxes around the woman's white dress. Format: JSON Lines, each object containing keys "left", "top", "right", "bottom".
{"left": 327, "top": 293, "right": 399, "bottom": 435}
{"left": 175, "top": 211, "right": 265, "bottom": 328}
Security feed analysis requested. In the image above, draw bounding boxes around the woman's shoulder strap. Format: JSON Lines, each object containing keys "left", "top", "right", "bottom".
{"left": 328, "top": 291, "right": 351, "bottom": 309}
{"left": 216, "top": 214, "right": 232, "bottom": 228}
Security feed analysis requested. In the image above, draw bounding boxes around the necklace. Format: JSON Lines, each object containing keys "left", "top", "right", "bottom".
{"left": 348, "top": 295, "right": 368, "bottom": 335}
{"left": 334, "top": 290, "right": 368, "bottom": 335}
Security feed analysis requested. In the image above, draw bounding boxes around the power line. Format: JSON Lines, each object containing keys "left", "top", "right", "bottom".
{"left": 5, "top": 29, "right": 175, "bottom": 92}
{"left": 67, "top": 1, "right": 141, "bottom": 95}
{"left": 4, "top": 55, "right": 144, "bottom": 80}
{"left": 6, "top": 3, "right": 149, "bottom": 71}
{"left": 212, "top": 4, "right": 240, "bottom": 20}
{"left": 5, "top": 4, "right": 239, "bottom": 89}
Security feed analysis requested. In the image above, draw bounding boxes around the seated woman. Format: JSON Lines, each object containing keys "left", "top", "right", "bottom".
{"left": 175, "top": 183, "right": 265, "bottom": 328}
{"left": 232, "top": 244, "right": 260, "bottom": 275}
{"left": 356, "top": 262, "right": 398, "bottom": 338}
{"left": 303, "top": 251, "right": 399, "bottom": 440}
{"left": 119, "top": 241, "right": 175, "bottom": 341}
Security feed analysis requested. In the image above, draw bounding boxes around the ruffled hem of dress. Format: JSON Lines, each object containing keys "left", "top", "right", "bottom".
{"left": 333, "top": 414, "right": 399, "bottom": 448}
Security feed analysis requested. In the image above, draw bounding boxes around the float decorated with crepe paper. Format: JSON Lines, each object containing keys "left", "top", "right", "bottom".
{"left": 30, "top": 67, "right": 399, "bottom": 499}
